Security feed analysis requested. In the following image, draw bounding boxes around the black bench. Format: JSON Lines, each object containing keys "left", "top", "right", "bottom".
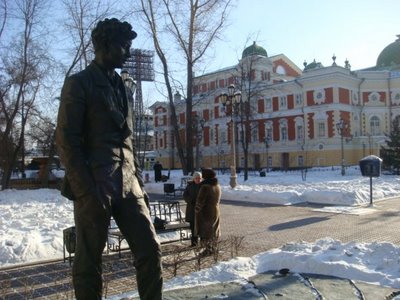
{"left": 163, "top": 176, "right": 191, "bottom": 199}
{"left": 107, "top": 201, "right": 190, "bottom": 257}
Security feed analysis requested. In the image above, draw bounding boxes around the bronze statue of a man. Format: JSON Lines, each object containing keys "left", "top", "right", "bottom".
{"left": 56, "top": 18, "right": 162, "bottom": 300}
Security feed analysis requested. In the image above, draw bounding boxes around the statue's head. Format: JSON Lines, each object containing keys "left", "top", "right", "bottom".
{"left": 91, "top": 18, "right": 137, "bottom": 53}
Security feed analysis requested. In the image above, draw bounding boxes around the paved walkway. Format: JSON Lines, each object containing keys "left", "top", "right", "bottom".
{"left": 1, "top": 193, "right": 400, "bottom": 299}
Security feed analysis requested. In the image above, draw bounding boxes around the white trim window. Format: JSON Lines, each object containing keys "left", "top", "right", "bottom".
{"left": 265, "top": 97, "right": 272, "bottom": 110}
{"left": 295, "top": 117, "right": 304, "bottom": 141}
{"left": 265, "top": 122, "right": 273, "bottom": 144}
{"left": 317, "top": 122, "right": 326, "bottom": 137}
{"left": 279, "top": 96, "right": 287, "bottom": 110}
{"left": 220, "top": 128, "right": 227, "bottom": 144}
{"left": 252, "top": 127, "right": 258, "bottom": 143}
{"left": 279, "top": 119, "right": 288, "bottom": 142}
{"left": 281, "top": 127, "right": 288, "bottom": 141}
{"left": 295, "top": 93, "right": 303, "bottom": 107}
{"left": 313, "top": 111, "right": 328, "bottom": 138}
{"left": 297, "top": 124, "right": 304, "bottom": 141}
{"left": 352, "top": 91, "right": 359, "bottom": 104}
{"left": 370, "top": 116, "right": 381, "bottom": 135}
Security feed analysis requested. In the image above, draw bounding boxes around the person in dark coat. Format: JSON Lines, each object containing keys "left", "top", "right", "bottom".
{"left": 153, "top": 161, "right": 163, "bottom": 182}
{"left": 195, "top": 168, "right": 221, "bottom": 255}
{"left": 183, "top": 171, "right": 202, "bottom": 246}
{"left": 56, "top": 18, "right": 162, "bottom": 300}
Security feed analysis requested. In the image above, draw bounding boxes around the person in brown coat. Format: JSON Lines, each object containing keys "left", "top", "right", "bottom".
{"left": 195, "top": 168, "right": 221, "bottom": 255}
{"left": 183, "top": 171, "right": 202, "bottom": 246}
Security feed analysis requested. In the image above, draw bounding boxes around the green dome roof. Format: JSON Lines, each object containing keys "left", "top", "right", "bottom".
{"left": 376, "top": 35, "right": 400, "bottom": 68}
{"left": 303, "top": 59, "right": 323, "bottom": 71}
{"left": 242, "top": 41, "right": 268, "bottom": 58}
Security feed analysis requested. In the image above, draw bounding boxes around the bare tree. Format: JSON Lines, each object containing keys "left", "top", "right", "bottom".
{"left": 0, "top": 0, "right": 53, "bottom": 189}
{"left": 27, "top": 110, "right": 56, "bottom": 156}
{"left": 0, "top": 0, "right": 7, "bottom": 39}
{"left": 60, "top": 0, "right": 128, "bottom": 77}
{"left": 138, "top": 0, "right": 233, "bottom": 174}
{"left": 234, "top": 42, "right": 269, "bottom": 181}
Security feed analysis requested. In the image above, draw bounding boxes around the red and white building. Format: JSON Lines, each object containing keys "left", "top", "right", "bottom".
{"left": 150, "top": 36, "right": 400, "bottom": 171}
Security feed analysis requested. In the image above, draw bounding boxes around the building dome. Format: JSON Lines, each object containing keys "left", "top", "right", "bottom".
{"left": 303, "top": 59, "right": 323, "bottom": 71}
{"left": 376, "top": 35, "right": 400, "bottom": 68}
{"left": 242, "top": 41, "right": 268, "bottom": 58}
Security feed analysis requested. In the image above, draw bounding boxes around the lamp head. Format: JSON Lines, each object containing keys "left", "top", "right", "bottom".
{"left": 220, "top": 93, "right": 228, "bottom": 105}
{"left": 120, "top": 70, "right": 129, "bottom": 81}
{"left": 124, "top": 77, "right": 136, "bottom": 93}
{"left": 228, "top": 84, "right": 235, "bottom": 97}
{"left": 234, "top": 91, "right": 242, "bottom": 103}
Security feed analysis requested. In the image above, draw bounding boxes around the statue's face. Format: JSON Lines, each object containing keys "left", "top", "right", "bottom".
{"left": 102, "top": 38, "right": 132, "bottom": 69}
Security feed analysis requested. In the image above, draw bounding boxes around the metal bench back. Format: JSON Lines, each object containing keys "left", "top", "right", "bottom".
{"left": 149, "top": 201, "right": 183, "bottom": 222}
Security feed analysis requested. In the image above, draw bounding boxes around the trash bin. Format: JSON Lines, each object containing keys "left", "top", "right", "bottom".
{"left": 359, "top": 155, "right": 382, "bottom": 177}
{"left": 63, "top": 226, "right": 76, "bottom": 254}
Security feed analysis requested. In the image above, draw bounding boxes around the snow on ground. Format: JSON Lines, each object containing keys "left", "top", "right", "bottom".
{"left": 112, "top": 238, "right": 400, "bottom": 299}
{"left": 145, "top": 166, "right": 400, "bottom": 206}
{"left": 1, "top": 166, "right": 400, "bottom": 296}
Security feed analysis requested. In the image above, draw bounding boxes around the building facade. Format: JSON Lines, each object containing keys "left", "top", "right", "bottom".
{"left": 150, "top": 36, "right": 400, "bottom": 171}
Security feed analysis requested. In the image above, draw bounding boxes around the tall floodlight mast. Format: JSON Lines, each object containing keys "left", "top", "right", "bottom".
{"left": 123, "top": 49, "right": 155, "bottom": 114}
{"left": 123, "top": 49, "right": 155, "bottom": 166}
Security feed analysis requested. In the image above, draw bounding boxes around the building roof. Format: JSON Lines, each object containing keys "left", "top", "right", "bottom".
{"left": 242, "top": 41, "right": 268, "bottom": 58}
{"left": 303, "top": 59, "right": 324, "bottom": 71}
{"left": 376, "top": 35, "right": 400, "bottom": 69}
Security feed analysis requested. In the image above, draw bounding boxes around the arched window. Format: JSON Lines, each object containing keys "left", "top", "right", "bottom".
{"left": 281, "top": 127, "right": 288, "bottom": 141}
{"left": 279, "top": 96, "right": 287, "bottom": 110}
{"left": 252, "top": 127, "right": 258, "bottom": 143}
{"left": 313, "top": 111, "right": 327, "bottom": 138}
{"left": 220, "top": 129, "right": 227, "bottom": 143}
{"left": 265, "top": 98, "right": 272, "bottom": 110}
{"left": 276, "top": 65, "right": 286, "bottom": 75}
{"left": 370, "top": 116, "right": 380, "bottom": 135}
{"left": 265, "top": 121, "right": 273, "bottom": 142}
{"left": 279, "top": 119, "right": 288, "bottom": 141}
{"left": 295, "top": 117, "right": 304, "bottom": 141}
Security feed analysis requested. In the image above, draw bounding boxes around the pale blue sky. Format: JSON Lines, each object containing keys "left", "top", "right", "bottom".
{"left": 207, "top": 0, "right": 399, "bottom": 72}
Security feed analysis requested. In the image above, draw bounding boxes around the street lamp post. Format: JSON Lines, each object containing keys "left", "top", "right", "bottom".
{"left": 121, "top": 70, "right": 137, "bottom": 130}
{"left": 21, "top": 96, "right": 26, "bottom": 178}
{"left": 121, "top": 70, "right": 137, "bottom": 97}
{"left": 264, "top": 135, "right": 271, "bottom": 172}
{"left": 336, "top": 119, "right": 348, "bottom": 176}
{"left": 194, "top": 115, "right": 205, "bottom": 170}
{"left": 219, "top": 84, "right": 242, "bottom": 188}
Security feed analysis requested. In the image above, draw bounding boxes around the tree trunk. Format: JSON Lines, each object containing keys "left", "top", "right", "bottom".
{"left": 41, "top": 133, "right": 57, "bottom": 188}
{"left": 186, "top": 61, "right": 194, "bottom": 173}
